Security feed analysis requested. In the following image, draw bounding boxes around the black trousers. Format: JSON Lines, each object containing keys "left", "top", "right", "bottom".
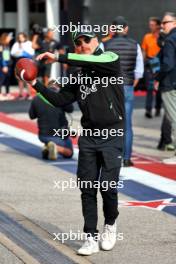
{"left": 160, "top": 114, "right": 172, "bottom": 144}
{"left": 0, "top": 69, "right": 11, "bottom": 94}
{"left": 155, "top": 89, "right": 162, "bottom": 111}
{"left": 77, "top": 135, "right": 123, "bottom": 236}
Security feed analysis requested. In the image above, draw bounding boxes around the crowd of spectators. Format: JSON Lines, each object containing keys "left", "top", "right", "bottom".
{"left": 0, "top": 26, "right": 62, "bottom": 100}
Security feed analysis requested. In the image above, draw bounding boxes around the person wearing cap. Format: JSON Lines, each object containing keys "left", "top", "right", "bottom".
{"left": 18, "top": 29, "right": 125, "bottom": 255}
{"left": 105, "top": 16, "right": 144, "bottom": 167}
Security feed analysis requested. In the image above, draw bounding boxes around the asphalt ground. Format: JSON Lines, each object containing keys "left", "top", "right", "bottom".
{"left": 0, "top": 143, "right": 175, "bottom": 264}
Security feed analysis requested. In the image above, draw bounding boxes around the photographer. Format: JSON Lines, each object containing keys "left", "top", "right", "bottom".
{"left": 32, "top": 26, "right": 63, "bottom": 86}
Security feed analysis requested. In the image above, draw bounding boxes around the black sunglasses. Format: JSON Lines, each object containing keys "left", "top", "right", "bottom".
{"left": 75, "top": 36, "right": 92, "bottom": 46}
{"left": 161, "top": 20, "right": 174, "bottom": 25}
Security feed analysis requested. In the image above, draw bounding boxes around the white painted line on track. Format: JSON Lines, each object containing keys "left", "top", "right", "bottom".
{"left": 0, "top": 122, "right": 43, "bottom": 147}
{"left": 120, "top": 167, "right": 176, "bottom": 196}
{"left": 1, "top": 122, "right": 176, "bottom": 196}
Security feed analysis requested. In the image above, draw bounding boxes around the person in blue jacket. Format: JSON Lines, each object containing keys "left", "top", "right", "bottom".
{"left": 0, "top": 33, "right": 12, "bottom": 99}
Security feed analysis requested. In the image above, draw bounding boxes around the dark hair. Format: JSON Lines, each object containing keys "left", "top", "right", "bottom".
{"left": 149, "top": 17, "right": 161, "bottom": 26}
{"left": 17, "top": 32, "right": 28, "bottom": 42}
{"left": 0, "top": 33, "right": 10, "bottom": 45}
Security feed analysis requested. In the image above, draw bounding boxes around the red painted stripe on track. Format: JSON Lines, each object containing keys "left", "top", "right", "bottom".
{"left": 135, "top": 163, "right": 176, "bottom": 180}
{"left": 0, "top": 112, "right": 38, "bottom": 133}
{"left": 0, "top": 112, "right": 176, "bottom": 179}
{"left": 0, "top": 112, "right": 78, "bottom": 146}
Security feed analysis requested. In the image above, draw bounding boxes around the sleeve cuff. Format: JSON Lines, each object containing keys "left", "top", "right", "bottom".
{"left": 32, "top": 80, "right": 45, "bottom": 93}
{"left": 57, "top": 54, "right": 68, "bottom": 63}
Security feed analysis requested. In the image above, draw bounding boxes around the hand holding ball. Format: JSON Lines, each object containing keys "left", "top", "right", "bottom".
{"left": 15, "top": 58, "right": 38, "bottom": 82}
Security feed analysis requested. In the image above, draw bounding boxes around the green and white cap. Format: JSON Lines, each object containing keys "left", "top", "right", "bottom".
{"left": 72, "top": 29, "right": 96, "bottom": 43}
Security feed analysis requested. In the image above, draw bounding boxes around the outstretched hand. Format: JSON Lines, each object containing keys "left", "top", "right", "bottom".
{"left": 36, "top": 52, "right": 57, "bottom": 64}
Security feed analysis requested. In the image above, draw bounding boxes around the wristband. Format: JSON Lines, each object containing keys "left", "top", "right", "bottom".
{"left": 55, "top": 52, "right": 60, "bottom": 61}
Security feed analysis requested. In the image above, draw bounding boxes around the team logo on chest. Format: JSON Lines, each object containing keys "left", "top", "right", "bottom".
{"left": 80, "top": 83, "right": 97, "bottom": 100}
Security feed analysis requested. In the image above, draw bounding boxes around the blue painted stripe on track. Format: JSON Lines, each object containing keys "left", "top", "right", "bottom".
{"left": 0, "top": 133, "right": 175, "bottom": 216}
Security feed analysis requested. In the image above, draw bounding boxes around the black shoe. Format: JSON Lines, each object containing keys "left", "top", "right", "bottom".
{"left": 145, "top": 111, "right": 152, "bottom": 118}
{"left": 155, "top": 109, "right": 161, "bottom": 117}
{"left": 42, "top": 148, "right": 49, "bottom": 159}
{"left": 124, "top": 159, "right": 134, "bottom": 167}
{"left": 157, "top": 141, "right": 165, "bottom": 150}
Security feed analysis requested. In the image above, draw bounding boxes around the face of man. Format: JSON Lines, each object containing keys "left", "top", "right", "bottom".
{"left": 149, "top": 20, "right": 160, "bottom": 33}
{"left": 75, "top": 45, "right": 82, "bottom": 54}
{"left": 161, "top": 15, "right": 176, "bottom": 34}
{"left": 74, "top": 36, "right": 99, "bottom": 54}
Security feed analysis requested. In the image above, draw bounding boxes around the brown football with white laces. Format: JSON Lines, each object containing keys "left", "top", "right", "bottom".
{"left": 15, "top": 58, "right": 38, "bottom": 81}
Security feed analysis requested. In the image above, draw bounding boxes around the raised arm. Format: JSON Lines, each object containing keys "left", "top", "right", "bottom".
{"left": 36, "top": 51, "right": 120, "bottom": 75}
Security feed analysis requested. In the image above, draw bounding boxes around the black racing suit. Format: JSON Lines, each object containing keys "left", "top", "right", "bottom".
{"left": 32, "top": 47, "right": 125, "bottom": 237}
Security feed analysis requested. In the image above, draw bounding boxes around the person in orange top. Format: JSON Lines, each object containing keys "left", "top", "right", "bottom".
{"left": 142, "top": 21, "right": 161, "bottom": 58}
{"left": 141, "top": 17, "right": 161, "bottom": 118}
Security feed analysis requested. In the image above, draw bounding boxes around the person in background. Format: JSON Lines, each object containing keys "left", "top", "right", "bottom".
{"left": 157, "top": 115, "right": 174, "bottom": 151}
{"left": 154, "top": 12, "right": 176, "bottom": 164}
{"left": 11, "top": 32, "right": 35, "bottom": 99}
{"left": 32, "top": 29, "right": 63, "bottom": 86}
{"left": 156, "top": 30, "right": 174, "bottom": 151}
{"left": 102, "top": 22, "right": 116, "bottom": 43}
{"left": 0, "top": 33, "right": 13, "bottom": 100}
{"left": 141, "top": 17, "right": 161, "bottom": 118}
{"left": 29, "top": 80, "right": 74, "bottom": 160}
{"left": 105, "top": 16, "right": 144, "bottom": 167}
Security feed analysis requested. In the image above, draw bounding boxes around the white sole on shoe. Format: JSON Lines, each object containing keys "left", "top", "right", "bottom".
{"left": 77, "top": 247, "right": 99, "bottom": 256}
{"left": 101, "top": 240, "right": 116, "bottom": 251}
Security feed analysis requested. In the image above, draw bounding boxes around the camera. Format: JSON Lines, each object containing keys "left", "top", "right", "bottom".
{"left": 31, "top": 24, "right": 47, "bottom": 40}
